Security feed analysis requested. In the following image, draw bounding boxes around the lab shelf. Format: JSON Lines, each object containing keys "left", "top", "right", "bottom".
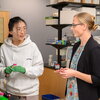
{"left": 46, "top": 1, "right": 100, "bottom": 66}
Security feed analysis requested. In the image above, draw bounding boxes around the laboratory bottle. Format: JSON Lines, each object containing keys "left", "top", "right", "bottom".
{"left": 48, "top": 55, "right": 53, "bottom": 67}
{"left": 62, "top": 33, "right": 67, "bottom": 41}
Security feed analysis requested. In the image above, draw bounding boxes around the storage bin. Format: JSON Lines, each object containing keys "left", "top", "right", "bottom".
{"left": 92, "top": 0, "right": 100, "bottom": 4}
{"left": 45, "top": 17, "right": 58, "bottom": 25}
{"left": 42, "top": 94, "right": 60, "bottom": 100}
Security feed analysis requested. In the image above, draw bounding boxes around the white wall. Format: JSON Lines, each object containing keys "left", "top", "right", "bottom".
{"left": 0, "top": 0, "right": 99, "bottom": 63}
{"left": 0, "top": 0, "right": 57, "bottom": 63}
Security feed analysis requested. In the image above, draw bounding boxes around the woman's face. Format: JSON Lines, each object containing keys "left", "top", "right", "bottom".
{"left": 71, "top": 16, "right": 84, "bottom": 38}
{"left": 10, "top": 21, "right": 27, "bottom": 42}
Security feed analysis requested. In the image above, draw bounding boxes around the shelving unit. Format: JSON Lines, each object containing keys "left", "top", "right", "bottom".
{"left": 46, "top": 1, "right": 100, "bottom": 67}
{"left": 47, "top": 2, "right": 100, "bottom": 8}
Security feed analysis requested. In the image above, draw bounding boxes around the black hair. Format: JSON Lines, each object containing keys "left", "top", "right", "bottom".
{"left": 8, "top": 16, "right": 26, "bottom": 31}
{"left": 8, "top": 16, "right": 27, "bottom": 37}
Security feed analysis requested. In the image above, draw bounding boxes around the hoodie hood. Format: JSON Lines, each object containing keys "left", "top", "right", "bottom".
{"left": 4, "top": 34, "right": 32, "bottom": 47}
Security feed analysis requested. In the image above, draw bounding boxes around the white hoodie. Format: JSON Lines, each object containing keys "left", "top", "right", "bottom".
{"left": 0, "top": 34, "right": 44, "bottom": 96}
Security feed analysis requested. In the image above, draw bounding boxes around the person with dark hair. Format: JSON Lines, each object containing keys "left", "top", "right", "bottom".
{"left": 0, "top": 16, "right": 44, "bottom": 100}
{"left": 55, "top": 12, "right": 100, "bottom": 100}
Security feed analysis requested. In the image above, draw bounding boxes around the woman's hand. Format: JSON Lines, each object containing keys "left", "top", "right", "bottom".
{"left": 55, "top": 67, "right": 92, "bottom": 84}
{"left": 55, "top": 68, "right": 77, "bottom": 79}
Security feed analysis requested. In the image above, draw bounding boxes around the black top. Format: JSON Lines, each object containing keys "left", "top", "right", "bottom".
{"left": 69, "top": 36, "right": 100, "bottom": 100}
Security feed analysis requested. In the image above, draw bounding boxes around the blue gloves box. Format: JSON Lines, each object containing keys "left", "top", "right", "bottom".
{"left": 42, "top": 94, "right": 60, "bottom": 100}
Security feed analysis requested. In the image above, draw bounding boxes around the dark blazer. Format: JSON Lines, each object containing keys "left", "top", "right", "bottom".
{"left": 69, "top": 36, "right": 100, "bottom": 100}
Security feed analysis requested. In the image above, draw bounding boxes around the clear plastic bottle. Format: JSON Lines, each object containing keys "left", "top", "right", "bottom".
{"left": 62, "top": 33, "right": 67, "bottom": 45}
{"left": 48, "top": 55, "right": 53, "bottom": 67}
{"left": 62, "top": 33, "right": 67, "bottom": 41}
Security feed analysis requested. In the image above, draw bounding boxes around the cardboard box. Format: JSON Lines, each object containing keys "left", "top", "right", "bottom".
{"left": 81, "top": 0, "right": 92, "bottom": 3}
{"left": 58, "top": 0, "right": 81, "bottom": 3}
{"left": 91, "top": 0, "right": 99, "bottom": 4}
{"left": 75, "top": 0, "right": 81, "bottom": 2}
{"left": 58, "top": 0, "right": 74, "bottom": 2}
{"left": 50, "top": 0, "right": 58, "bottom": 4}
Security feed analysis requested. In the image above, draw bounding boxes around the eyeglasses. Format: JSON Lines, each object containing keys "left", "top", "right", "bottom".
{"left": 70, "top": 23, "right": 83, "bottom": 27}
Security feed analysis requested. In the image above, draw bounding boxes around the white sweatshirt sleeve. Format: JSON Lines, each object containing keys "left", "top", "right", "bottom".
{"left": 0, "top": 47, "right": 6, "bottom": 79}
{"left": 25, "top": 44, "right": 44, "bottom": 78}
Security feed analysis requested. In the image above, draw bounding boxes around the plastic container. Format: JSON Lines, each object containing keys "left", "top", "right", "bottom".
{"left": 55, "top": 64, "right": 60, "bottom": 69}
{"left": 42, "top": 94, "right": 60, "bottom": 100}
